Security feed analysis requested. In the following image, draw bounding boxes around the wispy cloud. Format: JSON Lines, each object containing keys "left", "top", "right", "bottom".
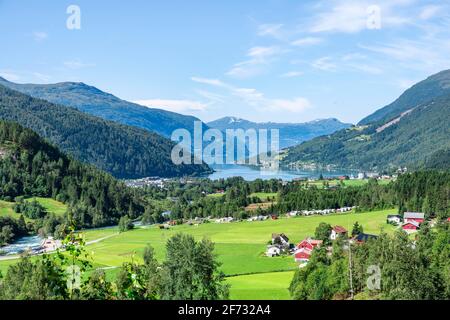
{"left": 133, "top": 99, "right": 208, "bottom": 113}
{"left": 32, "top": 31, "right": 48, "bottom": 42}
{"left": 258, "top": 24, "right": 284, "bottom": 39}
{"left": 268, "top": 98, "right": 312, "bottom": 113}
{"left": 0, "top": 70, "right": 20, "bottom": 81}
{"left": 280, "top": 71, "right": 303, "bottom": 78}
{"left": 359, "top": 38, "right": 450, "bottom": 73}
{"left": 32, "top": 72, "right": 51, "bottom": 82}
{"left": 191, "top": 76, "right": 312, "bottom": 114}
{"left": 191, "top": 77, "right": 226, "bottom": 87}
{"left": 226, "top": 46, "right": 284, "bottom": 78}
{"left": 307, "top": 0, "right": 414, "bottom": 34}
{"left": 291, "top": 37, "right": 323, "bottom": 47}
{"left": 419, "top": 5, "right": 441, "bottom": 20}
{"left": 63, "top": 59, "right": 96, "bottom": 70}
{"left": 312, "top": 57, "right": 337, "bottom": 71}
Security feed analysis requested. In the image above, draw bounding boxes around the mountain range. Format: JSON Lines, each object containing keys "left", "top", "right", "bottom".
{"left": 208, "top": 117, "right": 351, "bottom": 149}
{"left": 0, "top": 84, "right": 210, "bottom": 179}
{"left": 0, "top": 77, "right": 206, "bottom": 139}
{"left": 282, "top": 70, "right": 450, "bottom": 172}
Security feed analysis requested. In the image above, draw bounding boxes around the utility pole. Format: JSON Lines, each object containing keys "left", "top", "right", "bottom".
{"left": 348, "top": 241, "right": 354, "bottom": 300}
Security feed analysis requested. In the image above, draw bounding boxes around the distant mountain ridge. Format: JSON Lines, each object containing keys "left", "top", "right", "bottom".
{"left": 0, "top": 77, "right": 207, "bottom": 138}
{"left": 208, "top": 117, "right": 352, "bottom": 149}
{"left": 282, "top": 70, "right": 450, "bottom": 171}
{"left": 0, "top": 84, "right": 211, "bottom": 178}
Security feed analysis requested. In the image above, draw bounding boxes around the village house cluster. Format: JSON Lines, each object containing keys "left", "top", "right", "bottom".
{"left": 286, "top": 206, "right": 355, "bottom": 217}
{"left": 386, "top": 211, "right": 428, "bottom": 233}
{"left": 265, "top": 210, "right": 435, "bottom": 265}
{"left": 266, "top": 226, "right": 379, "bottom": 264}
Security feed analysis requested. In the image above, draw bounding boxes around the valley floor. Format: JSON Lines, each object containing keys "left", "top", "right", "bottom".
{"left": 0, "top": 208, "right": 397, "bottom": 299}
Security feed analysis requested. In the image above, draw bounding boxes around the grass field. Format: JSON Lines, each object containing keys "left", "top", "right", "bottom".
{"left": 226, "top": 271, "right": 294, "bottom": 300}
{"left": 0, "top": 208, "right": 397, "bottom": 299}
{"left": 306, "top": 179, "right": 392, "bottom": 188}
{"left": 0, "top": 197, "right": 67, "bottom": 219}
{"left": 249, "top": 193, "right": 278, "bottom": 201}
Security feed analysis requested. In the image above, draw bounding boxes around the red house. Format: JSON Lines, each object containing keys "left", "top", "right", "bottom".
{"left": 296, "top": 238, "right": 323, "bottom": 251}
{"left": 294, "top": 238, "right": 322, "bottom": 262}
{"left": 294, "top": 248, "right": 312, "bottom": 262}
{"left": 402, "top": 220, "right": 420, "bottom": 232}
{"left": 403, "top": 212, "right": 425, "bottom": 224}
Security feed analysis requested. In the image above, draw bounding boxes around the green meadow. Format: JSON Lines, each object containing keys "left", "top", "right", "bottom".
{"left": 0, "top": 208, "right": 397, "bottom": 299}
{"left": 0, "top": 197, "right": 67, "bottom": 220}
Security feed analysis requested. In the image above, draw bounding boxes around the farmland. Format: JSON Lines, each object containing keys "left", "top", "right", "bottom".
{"left": 0, "top": 208, "right": 396, "bottom": 299}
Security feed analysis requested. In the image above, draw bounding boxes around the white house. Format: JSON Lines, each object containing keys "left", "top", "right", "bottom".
{"left": 387, "top": 214, "right": 402, "bottom": 225}
{"left": 266, "top": 245, "right": 281, "bottom": 257}
{"left": 330, "top": 226, "right": 348, "bottom": 240}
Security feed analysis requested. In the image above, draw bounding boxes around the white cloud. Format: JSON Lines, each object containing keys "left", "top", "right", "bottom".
{"left": 191, "top": 77, "right": 226, "bottom": 87}
{"left": 312, "top": 57, "right": 337, "bottom": 71}
{"left": 63, "top": 59, "right": 96, "bottom": 69}
{"left": 0, "top": 71, "right": 20, "bottom": 81}
{"left": 348, "top": 63, "right": 383, "bottom": 75}
{"left": 195, "top": 89, "right": 226, "bottom": 104}
{"left": 226, "top": 46, "right": 283, "bottom": 78}
{"left": 268, "top": 98, "right": 312, "bottom": 113}
{"left": 32, "top": 31, "right": 48, "bottom": 41}
{"left": 359, "top": 38, "right": 450, "bottom": 73}
{"left": 32, "top": 72, "right": 51, "bottom": 82}
{"left": 258, "top": 24, "right": 284, "bottom": 39}
{"left": 419, "top": 5, "right": 440, "bottom": 20}
{"left": 280, "top": 71, "right": 303, "bottom": 78}
{"left": 396, "top": 79, "right": 416, "bottom": 90}
{"left": 226, "top": 62, "right": 264, "bottom": 78}
{"left": 247, "top": 46, "right": 280, "bottom": 59}
{"left": 291, "top": 37, "right": 323, "bottom": 46}
{"left": 133, "top": 99, "right": 208, "bottom": 113}
{"left": 191, "top": 76, "right": 312, "bottom": 114}
{"left": 309, "top": 2, "right": 368, "bottom": 33}
{"left": 307, "top": 0, "right": 414, "bottom": 34}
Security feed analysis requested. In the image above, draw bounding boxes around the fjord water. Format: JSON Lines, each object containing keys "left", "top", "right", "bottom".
{"left": 207, "top": 165, "right": 356, "bottom": 181}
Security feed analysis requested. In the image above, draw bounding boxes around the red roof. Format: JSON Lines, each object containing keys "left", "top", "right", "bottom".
{"left": 333, "top": 225, "right": 347, "bottom": 233}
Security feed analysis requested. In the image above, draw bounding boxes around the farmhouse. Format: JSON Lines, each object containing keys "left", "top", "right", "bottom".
{"left": 330, "top": 225, "right": 347, "bottom": 240}
{"left": 296, "top": 238, "right": 323, "bottom": 251}
{"left": 402, "top": 220, "right": 420, "bottom": 232}
{"left": 266, "top": 245, "right": 281, "bottom": 257}
{"left": 294, "top": 248, "right": 313, "bottom": 262}
{"left": 272, "top": 233, "right": 290, "bottom": 248}
{"left": 293, "top": 237, "right": 322, "bottom": 263}
{"left": 387, "top": 214, "right": 402, "bottom": 225}
{"left": 403, "top": 212, "right": 425, "bottom": 224}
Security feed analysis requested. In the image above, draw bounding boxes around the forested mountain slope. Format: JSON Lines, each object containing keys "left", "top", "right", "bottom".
{"left": 282, "top": 91, "right": 450, "bottom": 171}
{"left": 0, "top": 85, "right": 210, "bottom": 178}
{"left": 0, "top": 77, "right": 208, "bottom": 138}
{"left": 0, "top": 120, "right": 143, "bottom": 229}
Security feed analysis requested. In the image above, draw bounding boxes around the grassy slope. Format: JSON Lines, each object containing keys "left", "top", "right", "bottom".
{"left": 0, "top": 198, "right": 67, "bottom": 219}
{"left": 0, "top": 208, "right": 397, "bottom": 299}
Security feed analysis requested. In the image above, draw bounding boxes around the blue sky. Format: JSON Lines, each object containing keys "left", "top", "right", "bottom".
{"left": 1, "top": 0, "right": 450, "bottom": 123}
